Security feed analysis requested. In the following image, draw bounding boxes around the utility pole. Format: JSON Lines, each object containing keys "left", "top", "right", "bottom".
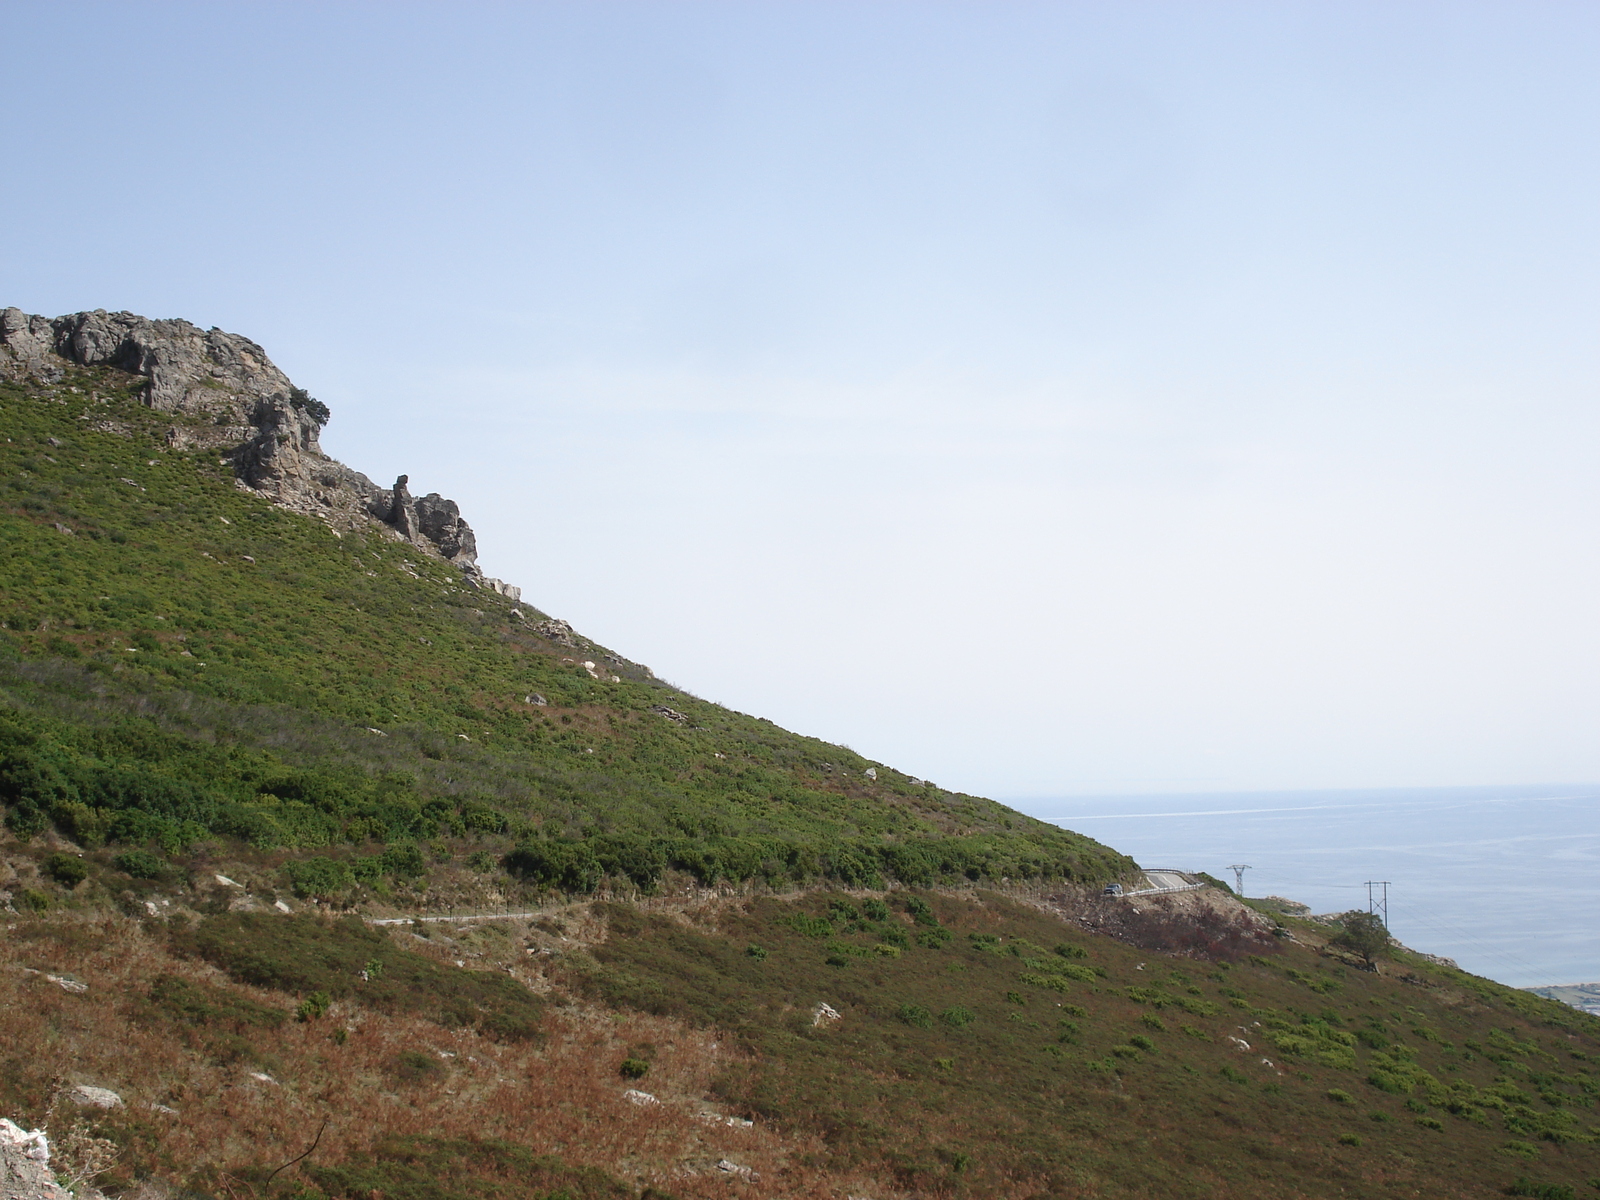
{"left": 1228, "top": 864, "right": 1252, "bottom": 896}
{"left": 1364, "top": 881, "right": 1391, "bottom": 929}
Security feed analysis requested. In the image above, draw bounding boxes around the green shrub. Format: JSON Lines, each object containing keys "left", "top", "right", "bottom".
{"left": 1128, "top": 1035, "right": 1156, "bottom": 1052}
{"left": 745, "top": 944, "right": 768, "bottom": 962}
{"left": 1181, "top": 1025, "right": 1210, "bottom": 1040}
{"left": 1337, "top": 1133, "right": 1362, "bottom": 1147}
{"left": 619, "top": 1058, "right": 649, "bottom": 1080}
{"left": 1219, "top": 1066, "right": 1248, "bottom": 1085}
{"left": 940, "top": 1005, "right": 975, "bottom": 1029}
{"left": 43, "top": 852, "right": 87, "bottom": 887}
{"left": 861, "top": 898, "right": 889, "bottom": 921}
{"left": 1505, "top": 1178, "right": 1574, "bottom": 1200}
{"left": 15, "top": 888, "right": 51, "bottom": 911}
{"left": 825, "top": 954, "right": 850, "bottom": 968}
{"left": 1327, "top": 1089, "right": 1353, "bottom": 1103}
{"left": 295, "top": 990, "right": 333, "bottom": 1022}
{"left": 1112, "top": 1046, "right": 1141, "bottom": 1060}
{"left": 1057, "top": 1020, "right": 1082, "bottom": 1044}
{"left": 283, "top": 855, "right": 355, "bottom": 899}
{"left": 916, "top": 927, "right": 952, "bottom": 949}
{"left": 1053, "top": 943, "right": 1087, "bottom": 959}
{"left": 897, "top": 1004, "right": 933, "bottom": 1029}
{"left": 1417, "top": 1117, "right": 1444, "bottom": 1131}
{"left": 147, "top": 974, "right": 286, "bottom": 1028}
{"left": 905, "top": 897, "right": 938, "bottom": 927}
{"left": 827, "top": 898, "right": 858, "bottom": 922}
{"left": 1501, "top": 1141, "right": 1540, "bottom": 1160}
{"left": 112, "top": 848, "right": 168, "bottom": 879}
{"left": 1005, "top": 991, "right": 1027, "bottom": 1006}
{"left": 1140, "top": 1014, "right": 1165, "bottom": 1031}
{"left": 780, "top": 914, "right": 834, "bottom": 938}
{"left": 177, "top": 913, "right": 543, "bottom": 1039}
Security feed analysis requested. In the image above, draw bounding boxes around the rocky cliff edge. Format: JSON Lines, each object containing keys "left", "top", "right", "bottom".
{"left": 0, "top": 309, "right": 518, "bottom": 601}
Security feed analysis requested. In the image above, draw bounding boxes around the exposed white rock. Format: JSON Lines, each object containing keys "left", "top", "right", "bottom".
{"left": 812, "top": 1002, "right": 842, "bottom": 1027}
{"left": 0, "top": 1119, "right": 49, "bottom": 1164}
{"left": 623, "top": 1089, "right": 659, "bottom": 1106}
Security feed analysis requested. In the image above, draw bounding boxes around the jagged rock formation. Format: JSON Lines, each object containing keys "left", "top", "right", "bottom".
{"left": 0, "top": 308, "right": 517, "bottom": 598}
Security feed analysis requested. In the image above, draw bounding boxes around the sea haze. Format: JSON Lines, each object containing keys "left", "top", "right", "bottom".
{"left": 1017, "top": 786, "right": 1599, "bottom": 990}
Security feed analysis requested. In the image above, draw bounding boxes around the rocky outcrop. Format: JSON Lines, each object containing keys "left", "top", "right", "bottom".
{"left": 0, "top": 1119, "right": 101, "bottom": 1200}
{"left": 0, "top": 308, "right": 511, "bottom": 586}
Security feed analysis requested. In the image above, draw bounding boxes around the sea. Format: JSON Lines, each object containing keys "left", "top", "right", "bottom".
{"left": 1015, "top": 785, "right": 1600, "bottom": 991}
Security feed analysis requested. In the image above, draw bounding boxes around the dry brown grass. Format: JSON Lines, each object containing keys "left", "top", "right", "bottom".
{"left": 0, "top": 911, "right": 892, "bottom": 1200}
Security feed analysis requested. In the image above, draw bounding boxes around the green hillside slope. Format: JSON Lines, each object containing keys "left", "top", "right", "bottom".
{"left": 0, "top": 355, "right": 1131, "bottom": 898}
{"left": 2, "top": 321, "right": 1596, "bottom": 1200}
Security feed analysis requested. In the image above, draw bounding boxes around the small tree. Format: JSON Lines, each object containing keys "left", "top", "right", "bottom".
{"left": 1332, "top": 911, "right": 1389, "bottom": 970}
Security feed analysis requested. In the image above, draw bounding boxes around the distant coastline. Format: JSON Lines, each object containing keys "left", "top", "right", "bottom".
{"left": 1523, "top": 982, "right": 1600, "bottom": 1016}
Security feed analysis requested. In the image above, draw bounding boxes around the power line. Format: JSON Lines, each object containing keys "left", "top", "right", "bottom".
{"left": 1228, "top": 864, "right": 1252, "bottom": 896}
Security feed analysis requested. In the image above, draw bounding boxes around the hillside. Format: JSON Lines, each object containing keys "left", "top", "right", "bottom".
{"left": 2, "top": 310, "right": 1598, "bottom": 1200}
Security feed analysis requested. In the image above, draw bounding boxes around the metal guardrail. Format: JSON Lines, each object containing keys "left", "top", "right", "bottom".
{"left": 1117, "top": 869, "right": 1208, "bottom": 898}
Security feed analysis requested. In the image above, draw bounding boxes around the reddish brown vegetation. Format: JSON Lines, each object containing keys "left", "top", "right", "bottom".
{"left": 0, "top": 913, "right": 867, "bottom": 1200}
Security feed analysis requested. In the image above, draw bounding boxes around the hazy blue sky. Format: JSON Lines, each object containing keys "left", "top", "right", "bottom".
{"left": 4, "top": 2, "right": 1597, "bottom": 797}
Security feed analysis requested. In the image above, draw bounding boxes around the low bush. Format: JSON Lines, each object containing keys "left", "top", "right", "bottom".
{"left": 1505, "top": 1178, "right": 1574, "bottom": 1200}
{"left": 111, "top": 848, "right": 167, "bottom": 879}
{"left": 897, "top": 1003, "right": 933, "bottom": 1029}
{"left": 175, "top": 913, "right": 543, "bottom": 1039}
{"left": 43, "top": 852, "right": 88, "bottom": 887}
{"left": 941, "top": 1005, "right": 975, "bottom": 1029}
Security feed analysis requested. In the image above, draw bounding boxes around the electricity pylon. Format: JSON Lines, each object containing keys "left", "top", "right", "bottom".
{"left": 1365, "top": 881, "right": 1391, "bottom": 929}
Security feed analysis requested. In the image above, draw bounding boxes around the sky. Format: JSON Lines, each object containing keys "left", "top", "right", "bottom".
{"left": 2, "top": 1, "right": 1597, "bottom": 800}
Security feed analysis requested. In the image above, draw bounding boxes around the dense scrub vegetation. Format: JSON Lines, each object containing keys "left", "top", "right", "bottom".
{"left": 0, "top": 363, "right": 1132, "bottom": 897}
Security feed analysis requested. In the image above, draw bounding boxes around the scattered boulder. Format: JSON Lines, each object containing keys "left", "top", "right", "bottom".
{"left": 69, "top": 1086, "right": 123, "bottom": 1110}
{"left": 714, "top": 1160, "right": 757, "bottom": 1181}
{"left": 812, "top": 1002, "right": 842, "bottom": 1027}
{"left": 651, "top": 705, "right": 689, "bottom": 725}
{"left": 622, "top": 1089, "right": 658, "bottom": 1107}
{"left": 533, "top": 619, "right": 583, "bottom": 648}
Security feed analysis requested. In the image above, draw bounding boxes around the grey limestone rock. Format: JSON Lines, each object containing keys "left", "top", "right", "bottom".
{"left": 0, "top": 307, "right": 490, "bottom": 575}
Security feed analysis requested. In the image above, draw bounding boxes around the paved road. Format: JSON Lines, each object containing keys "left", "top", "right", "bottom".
{"left": 1143, "top": 871, "right": 1194, "bottom": 891}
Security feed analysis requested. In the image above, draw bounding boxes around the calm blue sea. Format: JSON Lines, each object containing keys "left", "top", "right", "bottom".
{"left": 1015, "top": 785, "right": 1600, "bottom": 990}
